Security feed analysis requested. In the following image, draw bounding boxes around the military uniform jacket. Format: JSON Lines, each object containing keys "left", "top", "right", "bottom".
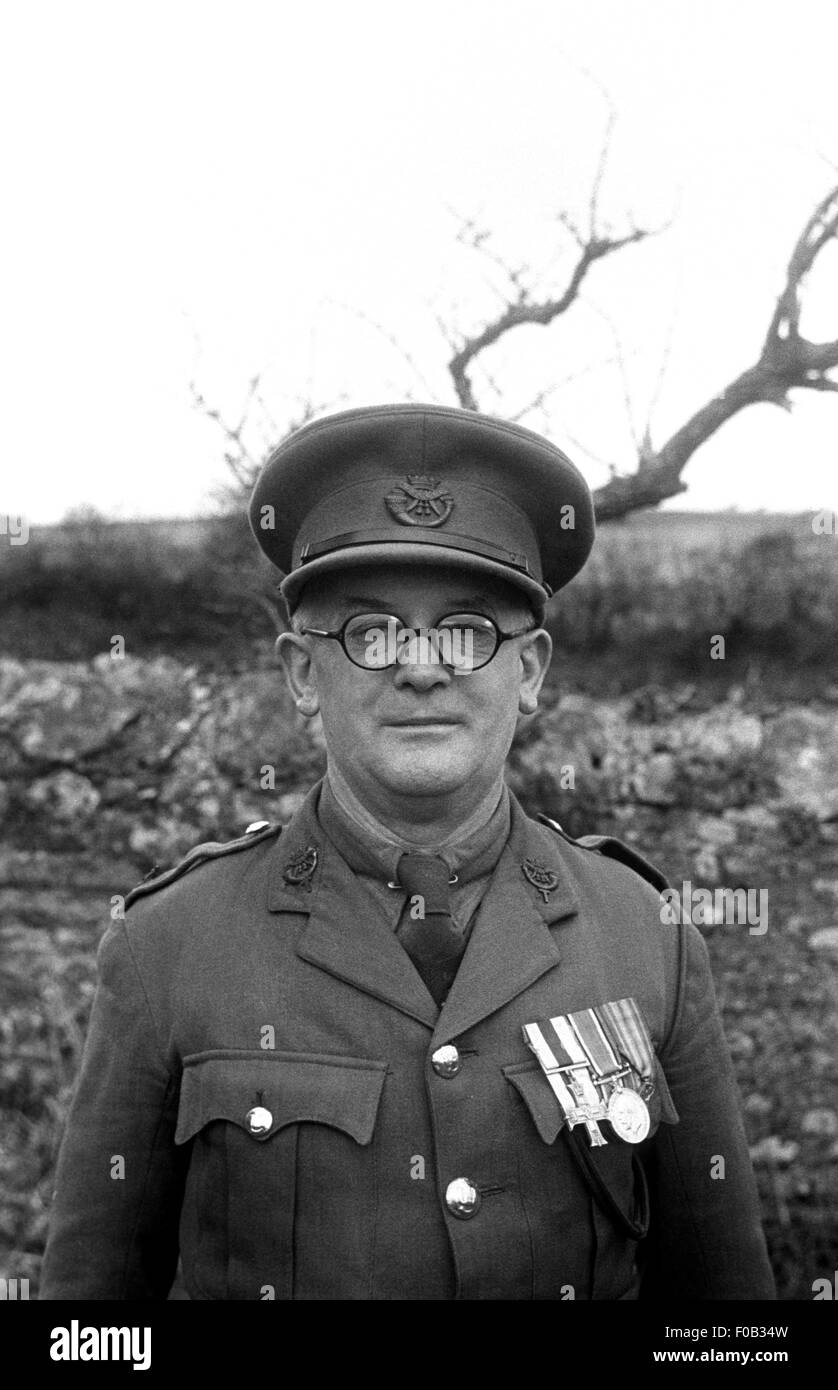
{"left": 40, "top": 782, "right": 775, "bottom": 1300}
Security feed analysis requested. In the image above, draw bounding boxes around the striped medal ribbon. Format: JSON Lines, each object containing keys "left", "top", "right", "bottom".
{"left": 569, "top": 1001, "right": 652, "bottom": 1144}
{"left": 522, "top": 1016, "right": 609, "bottom": 1146}
{"left": 596, "top": 997, "right": 655, "bottom": 1083}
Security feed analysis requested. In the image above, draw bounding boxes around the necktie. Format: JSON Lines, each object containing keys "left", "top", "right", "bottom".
{"left": 395, "top": 853, "right": 465, "bottom": 1005}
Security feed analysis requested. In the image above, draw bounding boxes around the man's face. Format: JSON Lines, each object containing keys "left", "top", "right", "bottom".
{"left": 277, "top": 561, "right": 552, "bottom": 817}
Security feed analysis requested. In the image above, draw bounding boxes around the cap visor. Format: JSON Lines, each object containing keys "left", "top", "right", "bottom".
{"left": 278, "top": 542, "right": 548, "bottom": 607}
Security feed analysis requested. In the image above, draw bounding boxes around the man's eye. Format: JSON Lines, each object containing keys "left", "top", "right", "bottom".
{"left": 438, "top": 613, "right": 497, "bottom": 632}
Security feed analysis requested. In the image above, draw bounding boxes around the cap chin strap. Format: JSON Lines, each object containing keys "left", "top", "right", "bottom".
{"left": 297, "top": 527, "right": 534, "bottom": 575}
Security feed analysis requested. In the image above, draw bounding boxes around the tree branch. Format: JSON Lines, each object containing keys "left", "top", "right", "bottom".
{"left": 764, "top": 186, "right": 838, "bottom": 346}
{"left": 595, "top": 183, "right": 838, "bottom": 521}
{"left": 191, "top": 376, "right": 337, "bottom": 499}
{"left": 448, "top": 223, "right": 654, "bottom": 410}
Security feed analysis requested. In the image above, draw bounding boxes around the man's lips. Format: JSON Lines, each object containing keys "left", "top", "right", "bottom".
{"left": 383, "top": 717, "right": 463, "bottom": 727}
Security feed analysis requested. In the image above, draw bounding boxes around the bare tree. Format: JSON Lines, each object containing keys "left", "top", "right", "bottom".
{"left": 193, "top": 155, "right": 837, "bottom": 524}
{"left": 448, "top": 184, "right": 838, "bottom": 521}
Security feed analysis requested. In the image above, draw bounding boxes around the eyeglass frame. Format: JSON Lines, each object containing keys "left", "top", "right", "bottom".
{"left": 298, "top": 610, "right": 536, "bottom": 672}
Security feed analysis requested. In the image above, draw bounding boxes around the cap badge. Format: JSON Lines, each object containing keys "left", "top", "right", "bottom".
{"left": 386, "top": 475, "right": 454, "bottom": 527}
{"left": 282, "top": 844, "right": 319, "bottom": 890}
{"left": 522, "top": 857, "right": 560, "bottom": 902}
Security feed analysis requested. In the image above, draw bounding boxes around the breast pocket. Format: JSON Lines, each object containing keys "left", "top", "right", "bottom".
{"left": 503, "top": 1056, "right": 678, "bottom": 1300}
{"left": 175, "top": 1050, "right": 387, "bottom": 1301}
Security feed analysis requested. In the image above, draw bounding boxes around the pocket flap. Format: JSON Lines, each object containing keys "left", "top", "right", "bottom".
{"left": 652, "top": 1055, "right": 679, "bottom": 1126}
{"left": 175, "top": 1050, "right": 388, "bottom": 1146}
{"left": 503, "top": 1061, "right": 564, "bottom": 1143}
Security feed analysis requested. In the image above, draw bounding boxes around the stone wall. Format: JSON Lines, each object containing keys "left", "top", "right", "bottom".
{"left": 1, "top": 657, "right": 837, "bottom": 908}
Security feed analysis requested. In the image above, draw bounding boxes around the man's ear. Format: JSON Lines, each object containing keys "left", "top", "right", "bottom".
{"left": 276, "top": 632, "right": 320, "bottom": 716}
{"left": 517, "top": 628, "right": 552, "bottom": 715}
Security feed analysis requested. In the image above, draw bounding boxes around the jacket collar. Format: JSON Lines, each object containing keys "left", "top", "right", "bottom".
{"left": 267, "top": 779, "right": 578, "bottom": 1033}
{"left": 268, "top": 780, "right": 438, "bottom": 1026}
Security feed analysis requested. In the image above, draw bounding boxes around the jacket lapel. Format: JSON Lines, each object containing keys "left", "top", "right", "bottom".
{"left": 267, "top": 782, "right": 438, "bottom": 1028}
{"left": 431, "top": 794, "right": 579, "bottom": 1046}
{"left": 266, "top": 782, "right": 579, "bottom": 1038}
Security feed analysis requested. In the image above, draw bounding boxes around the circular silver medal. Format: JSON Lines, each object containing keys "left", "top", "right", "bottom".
{"left": 607, "top": 1087, "right": 650, "bottom": 1143}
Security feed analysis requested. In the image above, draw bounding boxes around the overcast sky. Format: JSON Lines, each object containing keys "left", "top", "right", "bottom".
{"left": 2, "top": 0, "right": 837, "bottom": 523}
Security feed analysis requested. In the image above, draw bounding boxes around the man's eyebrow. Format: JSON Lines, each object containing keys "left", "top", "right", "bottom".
{"left": 447, "top": 595, "right": 498, "bottom": 612}
{"left": 335, "top": 595, "right": 391, "bottom": 610}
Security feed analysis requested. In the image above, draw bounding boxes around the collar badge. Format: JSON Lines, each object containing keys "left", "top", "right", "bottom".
{"left": 522, "top": 857, "right": 560, "bottom": 902}
{"left": 282, "top": 844, "right": 319, "bottom": 890}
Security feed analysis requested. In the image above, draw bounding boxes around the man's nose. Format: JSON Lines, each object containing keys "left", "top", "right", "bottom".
{"left": 391, "top": 647, "right": 453, "bottom": 691}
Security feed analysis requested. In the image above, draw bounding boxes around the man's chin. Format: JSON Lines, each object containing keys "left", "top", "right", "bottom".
{"left": 373, "top": 758, "right": 472, "bottom": 800}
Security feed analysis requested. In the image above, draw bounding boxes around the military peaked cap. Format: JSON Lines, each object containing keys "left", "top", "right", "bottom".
{"left": 249, "top": 402, "right": 596, "bottom": 609}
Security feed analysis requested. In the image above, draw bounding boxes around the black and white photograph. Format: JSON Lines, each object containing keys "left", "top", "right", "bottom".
{"left": 1, "top": 0, "right": 836, "bottom": 1362}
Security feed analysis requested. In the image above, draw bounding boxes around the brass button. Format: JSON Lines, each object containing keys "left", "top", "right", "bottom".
{"left": 431, "top": 1044, "right": 461, "bottom": 1079}
{"left": 445, "top": 1177, "right": 480, "bottom": 1219}
{"left": 245, "top": 1105, "right": 273, "bottom": 1135}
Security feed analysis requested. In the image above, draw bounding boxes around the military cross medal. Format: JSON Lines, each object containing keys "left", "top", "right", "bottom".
{"left": 523, "top": 1018, "right": 608, "bottom": 1146}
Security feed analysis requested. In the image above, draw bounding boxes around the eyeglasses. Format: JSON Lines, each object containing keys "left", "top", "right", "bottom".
{"left": 300, "top": 612, "right": 534, "bottom": 673}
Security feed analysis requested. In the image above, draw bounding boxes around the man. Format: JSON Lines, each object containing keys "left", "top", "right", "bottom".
{"left": 41, "top": 403, "right": 775, "bottom": 1300}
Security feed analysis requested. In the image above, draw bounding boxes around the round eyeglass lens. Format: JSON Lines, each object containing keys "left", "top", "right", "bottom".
{"left": 437, "top": 615, "right": 498, "bottom": 670}
{"left": 343, "top": 614, "right": 399, "bottom": 668}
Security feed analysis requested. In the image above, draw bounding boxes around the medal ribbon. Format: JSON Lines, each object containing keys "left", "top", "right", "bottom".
{"left": 548, "top": 1016, "right": 604, "bottom": 1111}
{"left": 521, "top": 1023, "right": 579, "bottom": 1118}
{"left": 598, "top": 997, "right": 654, "bottom": 1082}
{"left": 522, "top": 1021, "right": 608, "bottom": 1146}
{"left": 568, "top": 1007, "right": 622, "bottom": 1082}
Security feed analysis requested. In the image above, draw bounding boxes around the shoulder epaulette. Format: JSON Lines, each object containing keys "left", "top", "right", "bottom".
{"left": 124, "top": 820, "right": 282, "bottom": 910}
{"left": 537, "top": 813, "right": 670, "bottom": 893}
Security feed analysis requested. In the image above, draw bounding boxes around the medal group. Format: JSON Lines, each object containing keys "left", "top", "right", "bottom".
{"left": 524, "top": 997, "right": 654, "bottom": 1146}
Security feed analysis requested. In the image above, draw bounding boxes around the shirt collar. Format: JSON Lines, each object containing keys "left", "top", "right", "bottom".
{"left": 318, "top": 767, "right": 511, "bottom": 884}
